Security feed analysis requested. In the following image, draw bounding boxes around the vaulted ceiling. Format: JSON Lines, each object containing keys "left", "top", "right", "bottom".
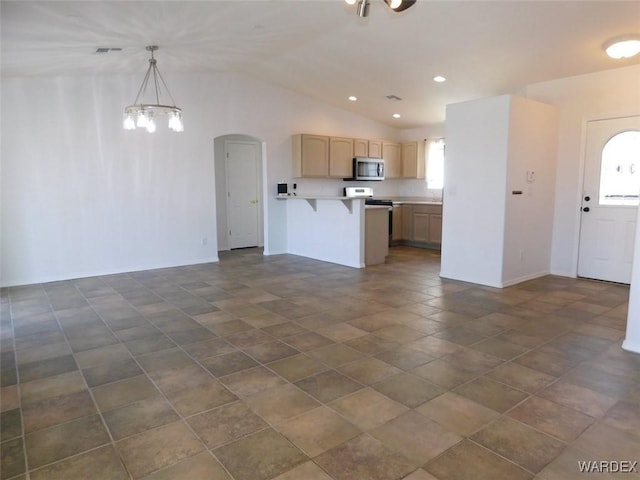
{"left": 2, "top": 1, "right": 638, "bottom": 128}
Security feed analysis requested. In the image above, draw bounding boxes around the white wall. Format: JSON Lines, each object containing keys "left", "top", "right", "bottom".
{"left": 524, "top": 64, "right": 640, "bottom": 277}
{"left": 440, "top": 95, "right": 511, "bottom": 287}
{"left": 441, "top": 95, "right": 557, "bottom": 288}
{"left": 0, "top": 71, "right": 396, "bottom": 286}
{"left": 502, "top": 96, "right": 558, "bottom": 286}
{"left": 286, "top": 198, "right": 365, "bottom": 268}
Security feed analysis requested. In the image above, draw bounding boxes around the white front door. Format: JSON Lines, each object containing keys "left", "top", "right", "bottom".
{"left": 577, "top": 116, "right": 640, "bottom": 284}
{"left": 226, "top": 141, "right": 260, "bottom": 249}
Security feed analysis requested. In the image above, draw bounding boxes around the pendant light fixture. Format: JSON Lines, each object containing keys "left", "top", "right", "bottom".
{"left": 123, "top": 46, "right": 183, "bottom": 133}
{"left": 346, "top": 0, "right": 416, "bottom": 17}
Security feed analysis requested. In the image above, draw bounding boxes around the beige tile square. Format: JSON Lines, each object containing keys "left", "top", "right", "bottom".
{"left": 402, "top": 469, "right": 439, "bottom": 480}
{"left": 454, "top": 376, "right": 529, "bottom": 413}
{"left": 508, "top": 395, "right": 595, "bottom": 442}
{"left": 410, "top": 359, "right": 477, "bottom": 389}
{"left": 165, "top": 379, "right": 237, "bottom": 417}
{"left": 19, "top": 371, "right": 87, "bottom": 406}
{"left": 92, "top": 375, "right": 159, "bottom": 412}
{"left": 538, "top": 380, "right": 618, "bottom": 418}
{"left": 307, "top": 343, "right": 366, "bottom": 368}
{"left": 417, "top": 392, "right": 499, "bottom": 436}
{"left": 370, "top": 410, "right": 462, "bottom": 464}
{"left": 425, "top": 439, "right": 531, "bottom": 480}
{"left": 372, "top": 372, "right": 445, "bottom": 407}
{"left": 245, "top": 384, "right": 320, "bottom": 424}
{"left": 26, "top": 414, "right": 111, "bottom": 469}
{"left": 295, "top": 370, "right": 363, "bottom": 404}
{"left": 187, "top": 401, "right": 268, "bottom": 449}
{"left": 0, "top": 385, "right": 19, "bottom": 412}
{"left": 272, "top": 461, "right": 333, "bottom": 480}
{"left": 267, "top": 354, "right": 329, "bottom": 382}
{"left": 574, "top": 422, "right": 640, "bottom": 460}
{"left": 140, "top": 451, "right": 231, "bottom": 480}
{"left": 314, "top": 433, "right": 415, "bottom": 480}
{"left": 338, "top": 357, "right": 401, "bottom": 385}
{"left": 330, "top": 388, "right": 408, "bottom": 430}
{"left": 471, "top": 416, "right": 566, "bottom": 473}
{"left": 29, "top": 445, "right": 128, "bottom": 480}
{"left": 213, "top": 428, "right": 308, "bottom": 480}
{"left": 22, "top": 390, "right": 97, "bottom": 433}
{"left": 116, "top": 420, "right": 204, "bottom": 478}
{"left": 103, "top": 396, "right": 179, "bottom": 440}
{"left": 487, "top": 362, "right": 555, "bottom": 393}
{"left": 277, "top": 406, "right": 361, "bottom": 457}
{"left": 220, "top": 366, "right": 287, "bottom": 397}
{"left": 74, "top": 343, "right": 131, "bottom": 369}
{"left": 314, "top": 323, "right": 368, "bottom": 342}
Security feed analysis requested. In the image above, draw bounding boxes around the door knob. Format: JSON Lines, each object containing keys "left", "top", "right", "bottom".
{"left": 582, "top": 207, "right": 590, "bottom": 212}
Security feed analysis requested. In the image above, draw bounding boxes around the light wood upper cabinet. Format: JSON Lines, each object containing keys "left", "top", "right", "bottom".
{"left": 368, "top": 140, "right": 383, "bottom": 158}
{"left": 402, "top": 141, "right": 426, "bottom": 179}
{"left": 329, "top": 137, "right": 355, "bottom": 178}
{"left": 382, "top": 141, "right": 402, "bottom": 178}
{"left": 354, "top": 138, "right": 369, "bottom": 157}
{"left": 292, "top": 134, "right": 329, "bottom": 178}
{"left": 293, "top": 135, "right": 425, "bottom": 179}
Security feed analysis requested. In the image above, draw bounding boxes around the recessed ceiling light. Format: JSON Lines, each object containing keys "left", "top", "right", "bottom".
{"left": 348, "top": 96, "right": 357, "bottom": 101}
{"left": 604, "top": 35, "right": 640, "bottom": 59}
{"left": 392, "top": 113, "right": 401, "bottom": 119}
{"left": 433, "top": 75, "right": 446, "bottom": 83}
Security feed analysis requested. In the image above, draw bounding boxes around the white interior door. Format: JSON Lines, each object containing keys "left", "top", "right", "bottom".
{"left": 226, "top": 141, "right": 260, "bottom": 249}
{"left": 577, "top": 116, "right": 640, "bottom": 284}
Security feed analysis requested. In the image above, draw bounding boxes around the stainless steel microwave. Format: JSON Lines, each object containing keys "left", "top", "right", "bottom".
{"left": 353, "top": 157, "right": 385, "bottom": 181}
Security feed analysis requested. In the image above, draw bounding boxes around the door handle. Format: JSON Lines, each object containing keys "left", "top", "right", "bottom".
{"left": 582, "top": 207, "right": 590, "bottom": 212}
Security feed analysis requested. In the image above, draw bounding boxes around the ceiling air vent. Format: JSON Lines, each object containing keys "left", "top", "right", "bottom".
{"left": 386, "top": 94, "right": 402, "bottom": 101}
{"left": 95, "top": 47, "right": 123, "bottom": 54}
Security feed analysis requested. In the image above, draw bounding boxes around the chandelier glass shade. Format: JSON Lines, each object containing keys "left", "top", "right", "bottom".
{"left": 348, "top": 0, "right": 416, "bottom": 17}
{"left": 123, "top": 46, "right": 183, "bottom": 133}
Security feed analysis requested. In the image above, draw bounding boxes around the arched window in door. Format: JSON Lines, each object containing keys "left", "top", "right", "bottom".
{"left": 599, "top": 130, "right": 640, "bottom": 206}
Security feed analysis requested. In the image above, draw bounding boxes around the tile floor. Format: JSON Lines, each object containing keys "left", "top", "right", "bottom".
{"left": 1, "top": 246, "right": 640, "bottom": 480}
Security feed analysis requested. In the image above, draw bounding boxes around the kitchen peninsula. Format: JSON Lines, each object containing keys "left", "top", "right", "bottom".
{"left": 277, "top": 195, "right": 389, "bottom": 268}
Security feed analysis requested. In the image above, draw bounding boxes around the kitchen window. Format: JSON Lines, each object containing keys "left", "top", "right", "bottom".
{"left": 426, "top": 138, "right": 445, "bottom": 190}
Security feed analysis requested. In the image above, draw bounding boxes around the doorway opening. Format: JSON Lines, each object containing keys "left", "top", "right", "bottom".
{"left": 214, "top": 134, "right": 265, "bottom": 253}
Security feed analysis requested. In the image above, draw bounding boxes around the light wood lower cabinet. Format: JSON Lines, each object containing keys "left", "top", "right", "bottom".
{"left": 393, "top": 203, "right": 442, "bottom": 249}
{"left": 365, "top": 207, "right": 389, "bottom": 265}
{"left": 392, "top": 205, "right": 403, "bottom": 242}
